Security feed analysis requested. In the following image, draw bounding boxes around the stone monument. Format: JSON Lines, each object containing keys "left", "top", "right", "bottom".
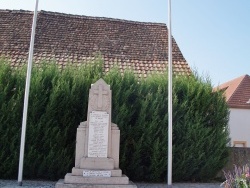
{"left": 56, "top": 78, "right": 137, "bottom": 188}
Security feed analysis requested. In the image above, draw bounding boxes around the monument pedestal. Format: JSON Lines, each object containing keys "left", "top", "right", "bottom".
{"left": 80, "top": 157, "right": 115, "bottom": 170}
{"left": 55, "top": 79, "right": 137, "bottom": 188}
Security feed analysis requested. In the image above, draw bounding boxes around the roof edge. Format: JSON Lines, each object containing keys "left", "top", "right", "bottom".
{"left": 0, "top": 9, "right": 167, "bottom": 27}
{"left": 0, "top": 9, "right": 33, "bottom": 14}
{"left": 229, "top": 105, "right": 250, "bottom": 109}
{"left": 227, "top": 75, "right": 247, "bottom": 103}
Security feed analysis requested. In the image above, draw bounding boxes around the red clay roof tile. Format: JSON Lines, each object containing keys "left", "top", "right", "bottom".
{"left": 215, "top": 75, "right": 250, "bottom": 109}
{"left": 0, "top": 9, "right": 191, "bottom": 77}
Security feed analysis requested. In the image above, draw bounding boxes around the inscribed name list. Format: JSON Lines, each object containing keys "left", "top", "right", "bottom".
{"left": 88, "top": 111, "right": 109, "bottom": 157}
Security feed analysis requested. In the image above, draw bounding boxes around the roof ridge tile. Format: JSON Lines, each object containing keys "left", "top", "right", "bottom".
{"left": 1, "top": 9, "right": 168, "bottom": 26}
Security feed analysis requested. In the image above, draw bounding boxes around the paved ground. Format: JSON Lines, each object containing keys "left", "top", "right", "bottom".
{"left": 0, "top": 180, "right": 222, "bottom": 188}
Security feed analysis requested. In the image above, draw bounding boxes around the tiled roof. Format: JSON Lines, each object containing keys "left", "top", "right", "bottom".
{"left": 215, "top": 75, "right": 250, "bottom": 109}
{"left": 0, "top": 9, "right": 191, "bottom": 77}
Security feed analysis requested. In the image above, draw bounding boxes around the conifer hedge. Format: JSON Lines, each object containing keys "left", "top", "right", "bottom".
{"left": 0, "top": 58, "right": 229, "bottom": 182}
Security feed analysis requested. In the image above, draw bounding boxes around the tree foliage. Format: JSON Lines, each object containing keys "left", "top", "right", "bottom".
{"left": 0, "top": 58, "right": 229, "bottom": 182}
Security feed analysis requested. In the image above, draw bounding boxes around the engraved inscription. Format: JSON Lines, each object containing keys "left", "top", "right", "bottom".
{"left": 88, "top": 111, "right": 109, "bottom": 157}
{"left": 83, "top": 170, "right": 111, "bottom": 177}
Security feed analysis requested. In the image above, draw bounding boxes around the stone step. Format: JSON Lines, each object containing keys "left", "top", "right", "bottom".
{"left": 55, "top": 179, "right": 137, "bottom": 188}
{"left": 64, "top": 173, "right": 129, "bottom": 184}
{"left": 72, "top": 167, "right": 122, "bottom": 177}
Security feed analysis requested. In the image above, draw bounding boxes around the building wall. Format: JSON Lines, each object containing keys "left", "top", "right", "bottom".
{"left": 229, "top": 108, "right": 250, "bottom": 147}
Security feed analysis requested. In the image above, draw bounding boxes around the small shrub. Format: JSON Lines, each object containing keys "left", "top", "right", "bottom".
{"left": 222, "top": 164, "right": 250, "bottom": 188}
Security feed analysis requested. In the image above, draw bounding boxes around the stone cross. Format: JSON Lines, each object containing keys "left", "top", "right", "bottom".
{"left": 93, "top": 85, "right": 108, "bottom": 109}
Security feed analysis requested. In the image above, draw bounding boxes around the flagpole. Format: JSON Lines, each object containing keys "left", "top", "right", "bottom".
{"left": 167, "top": 0, "right": 173, "bottom": 187}
{"left": 18, "top": 0, "right": 39, "bottom": 186}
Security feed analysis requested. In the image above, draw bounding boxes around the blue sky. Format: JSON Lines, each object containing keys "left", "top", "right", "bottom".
{"left": 1, "top": 0, "right": 249, "bottom": 86}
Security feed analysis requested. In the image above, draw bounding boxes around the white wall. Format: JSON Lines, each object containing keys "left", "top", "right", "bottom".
{"left": 229, "top": 108, "right": 250, "bottom": 147}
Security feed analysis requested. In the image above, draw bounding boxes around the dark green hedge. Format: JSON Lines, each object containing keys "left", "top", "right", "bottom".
{"left": 0, "top": 58, "right": 230, "bottom": 182}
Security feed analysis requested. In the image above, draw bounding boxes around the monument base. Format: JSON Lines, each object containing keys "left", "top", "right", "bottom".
{"left": 55, "top": 174, "right": 137, "bottom": 188}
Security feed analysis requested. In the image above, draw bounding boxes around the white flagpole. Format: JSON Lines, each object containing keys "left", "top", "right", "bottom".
{"left": 168, "top": 0, "right": 173, "bottom": 187}
{"left": 18, "top": 0, "right": 39, "bottom": 186}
